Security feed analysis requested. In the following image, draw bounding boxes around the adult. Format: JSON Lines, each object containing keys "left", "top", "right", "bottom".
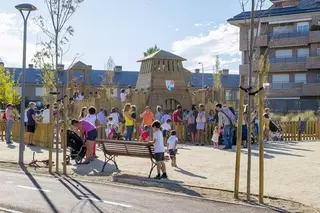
{"left": 242, "top": 105, "right": 248, "bottom": 148}
{"left": 263, "top": 108, "right": 271, "bottom": 141}
{"left": 97, "top": 108, "right": 108, "bottom": 126}
{"left": 42, "top": 104, "right": 50, "bottom": 124}
{"left": 71, "top": 119, "right": 97, "bottom": 164}
{"left": 123, "top": 103, "right": 134, "bottom": 141}
{"left": 187, "top": 104, "right": 198, "bottom": 144}
{"left": 109, "top": 107, "right": 120, "bottom": 127}
{"left": 251, "top": 110, "right": 259, "bottom": 140}
{"left": 26, "top": 102, "right": 38, "bottom": 146}
{"left": 172, "top": 105, "right": 183, "bottom": 123}
{"left": 120, "top": 89, "right": 127, "bottom": 103}
{"left": 196, "top": 104, "right": 206, "bottom": 146}
{"left": 84, "top": 106, "right": 100, "bottom": 158}
{"left": 79, "top": 107, "right": 88, "bottom": 119}
{"left": 5, "top": 104, "right": 14, "bottom": 145}
{"left": 140, "top": 106, "right": 154, "bottom": 136}
{"left": 155, "top": 106, "right": 163, "bottom": 121}
{"left": 216, "top": 103, "right": 236, "bottom": 150}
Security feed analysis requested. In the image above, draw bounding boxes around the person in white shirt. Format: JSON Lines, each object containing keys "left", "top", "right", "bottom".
{"left": 109, "top": 107, "right": 120, "bottom": 127}
{"left": 97, "top": 108, "right": 108, "bottom": 126}
{"left": 161, "top": 118, "right": 172, "bottom": 145}
{"left": 120, "top": 89, "right": 127, "bottom": 103}
{"left": 167, "top": 130, "right": 178, "bottom": 167}
{"left": 76, "top": 92, "right": 84, "bottom": 101}
{"left": 83, "top": 106, "right": 99, "bottom": 158}
{"left": 42, "top": 104, "right": 50, "bottom": 124}
{"left": 150, "top": 121, "right": 167, "bottom": 179}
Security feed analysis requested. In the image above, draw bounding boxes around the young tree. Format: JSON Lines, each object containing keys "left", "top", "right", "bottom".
{"left": 143, "top": 45, "right": 160, "bottom": 56}
{"left": 0, "top": 65, "right": 20, "bottom": 105}
{"left": 213, "top": 55, "right": 222, "bottom": 89}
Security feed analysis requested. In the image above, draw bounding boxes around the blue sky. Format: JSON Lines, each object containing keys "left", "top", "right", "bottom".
{"left": 0, "top": 0, "right": 271, "bottom": 73}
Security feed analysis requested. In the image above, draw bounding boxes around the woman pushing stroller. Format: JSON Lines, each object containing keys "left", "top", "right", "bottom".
{"left": 71, "top": 119, "right": 98, "bottom": 164}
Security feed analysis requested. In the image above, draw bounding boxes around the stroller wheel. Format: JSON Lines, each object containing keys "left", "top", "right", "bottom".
{"left": 75, "top": 155, "right": 83, "bottom": 165}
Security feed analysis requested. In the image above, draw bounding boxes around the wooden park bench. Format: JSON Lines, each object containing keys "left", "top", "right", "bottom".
{"left": 96, "top": 139, "right": 156, "bottom": 178}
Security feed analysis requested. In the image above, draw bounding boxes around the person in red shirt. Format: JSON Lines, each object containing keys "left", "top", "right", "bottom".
{"left": 172, "top": 105, "right": 183, "bottom": 123}
{"left": 140, "top": 125, "right": 150, "bottom": 142}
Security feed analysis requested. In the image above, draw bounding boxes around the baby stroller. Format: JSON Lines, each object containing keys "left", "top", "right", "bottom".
{"left": 106, "top": 124, "right": 124, "bottom": 140}
{"left": 269, "top": 120, "right": 283, "bottom": 141}
{"left": 66, "top": 130, "right": 86, "bottom": 164}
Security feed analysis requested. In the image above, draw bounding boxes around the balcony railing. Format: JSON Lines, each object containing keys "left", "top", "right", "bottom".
{"left": 270, "top": 31, "right": 309, "bottom": 39}
{"left": 270, "top": 56, "right": 307, "bottom": 64}
{"left": 269, "top": 82, "right": 304, "bottom": 90}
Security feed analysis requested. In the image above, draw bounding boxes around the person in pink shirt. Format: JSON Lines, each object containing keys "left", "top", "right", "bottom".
{"left": 5, "top": 104, "right": 14, "bottom": 145}
{"left": 71, "top": 119, "right": 97, "bottom": 164}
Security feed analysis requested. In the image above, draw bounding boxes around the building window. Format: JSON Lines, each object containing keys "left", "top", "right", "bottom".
{"left": 272, "top": 74, "right": 289, "bottom": 83}
{"left": 248, "top": 28, "right": 257, "bottom": 40}
{"left": 36, "top": 88, "right": 45, "bottom": 97}
{"left": 317, "top": 47, "right": 320, "bottom": 56}
{"left": 225, "top": 90, "right": 232, "bottom": 100}
{"left": 297, "top": 22, "right": 309, "bottom": 32}
{"left": 273, "top": 25, "right": 294, "bottom": 34}
{"left": 275, "top": 49, "right": 293, "bottom": 58}
{"left": 297, "top": 48, "right": 309, "bottom": 57}
{"left": 294, "top": 73, "right": 306, "bottom": 83}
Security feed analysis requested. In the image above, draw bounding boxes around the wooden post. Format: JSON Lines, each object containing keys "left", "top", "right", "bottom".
{"left": 63, "top": 89, "right": 69, "bottom": 174}
{"left": 258, "top": 72, "right": 264, "bottom": 203}
{"left": 56, "top": 103, "right": 60, "bottom": 174}
{"left": 48, "top": 93, "right": 54, "bottom": 173}
{"left": 234, "top": 75, "right": 245, "bottom": 199}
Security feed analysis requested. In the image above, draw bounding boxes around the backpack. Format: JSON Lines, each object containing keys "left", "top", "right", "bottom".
{"left": 2, "top": 112, "right": 6, "bottom": 120}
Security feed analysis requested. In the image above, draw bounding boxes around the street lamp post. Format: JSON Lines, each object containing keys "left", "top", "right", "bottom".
{"left": 15, "top": 3, "right": 37, "bottom": 164}
{"left": 198, "top": 62, "right": 204, "bottom": 88}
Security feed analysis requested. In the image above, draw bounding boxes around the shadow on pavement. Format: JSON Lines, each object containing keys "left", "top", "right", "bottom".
{"left": 19, "top": 164, "right": 59, "bottom": 213}
{"left": 71, "top": 159, "right": 119, "bottom": 176}
{"left": 113, "top": 173, "right": 202, "bottom": 198}
{"left": 174, "top": 167, "right": 207, "bottom": 179}
{"left": 53, "top": 174, "right": 106, "bottom": 213}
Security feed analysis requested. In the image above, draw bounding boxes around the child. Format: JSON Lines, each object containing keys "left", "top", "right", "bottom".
{"left": 211, "top": 126, "right": 220, "bottom": 149}
{"left": 167, "top": 130, "right": 178, "bottom": 167}
{"left": 161, "top": 118, "right": 172, "bottom": 145}
{"left": 150, "top": 120, "right": 167, "bottom": 179}
{"left": 105, "top": 116, "right": 115, "bottom": 139}
{"left": 140, "top": 125, "right": 150, "bottom": 142}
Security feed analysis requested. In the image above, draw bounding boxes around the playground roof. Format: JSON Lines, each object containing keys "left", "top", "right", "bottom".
{"left": 137, "top": 50, "right": 187, "bottom": 62}
{"left": 6, "top": 67, "right": 239, "bottom": 89}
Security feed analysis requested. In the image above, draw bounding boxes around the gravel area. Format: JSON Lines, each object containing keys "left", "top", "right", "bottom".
{"left": 1, "top": 140, "right": 320, "bottom": 211}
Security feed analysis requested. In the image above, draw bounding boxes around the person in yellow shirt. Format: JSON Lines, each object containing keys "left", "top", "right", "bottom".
{"left": 123, "top": 103, "right": 134, "bottom": 141}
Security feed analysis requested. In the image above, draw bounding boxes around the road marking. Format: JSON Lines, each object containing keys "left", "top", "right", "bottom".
{"left": 81, "top": 198, "right": 133, "bottom": 208}
{"left": 0, "top": 207, "right": 23, "bottom": 213}
{"left": 5, "top": 181, "right": 14, "bottom": 184}
{"left": 16, "top": 185, "right": 51, "bottom": 192}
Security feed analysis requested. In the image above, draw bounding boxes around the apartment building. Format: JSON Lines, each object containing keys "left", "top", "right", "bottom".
{"left": 228, "top": 0, "right": 320, "bottom": 112}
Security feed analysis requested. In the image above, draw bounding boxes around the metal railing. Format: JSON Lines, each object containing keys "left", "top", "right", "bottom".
{"left": 269, "top": 82, "right": 305, "bottom": 90}
{"left": 270, "top": 56, "right": 307, "bottom": 64}
{"left": 270, "top": 31, "right": 309, "bottom": 39}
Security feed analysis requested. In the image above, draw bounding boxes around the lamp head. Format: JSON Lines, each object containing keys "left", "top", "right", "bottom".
{"left": 15, "top": 3, "right": 37, "bottom": 12}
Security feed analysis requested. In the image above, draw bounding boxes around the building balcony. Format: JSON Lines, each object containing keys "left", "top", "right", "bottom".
{"left": 306, "top": 56, "right": 320, "bottom": 69}
{"left": 267, "top": 82, "right": 320, "bottom": 97}
{"left": 269, "top": 57, "right": 307, "bottom": 72}
{"left": 239, "top": 34, "right": 268, "bottom": 51}
{"left": 309, "top": 31, "right": 320, "bottom": 43}
{"left": 269, "top": 32, "right": 309, "bottom": 48}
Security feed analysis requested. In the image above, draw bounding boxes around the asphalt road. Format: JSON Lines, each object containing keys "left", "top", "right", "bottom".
{"left": 0, "top": 169, "right": 275, "bottom": 213}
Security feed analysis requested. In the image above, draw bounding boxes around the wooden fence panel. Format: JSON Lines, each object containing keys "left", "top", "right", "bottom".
{"left": 12, "top": 122, "right": 54, "bottom": 148}
{"left": 0, "top": 121, "right": 5, "bottom": 141}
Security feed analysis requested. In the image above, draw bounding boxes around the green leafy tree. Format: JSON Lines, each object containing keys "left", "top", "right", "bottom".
{"left": 143, "top": 45, "right": 160, "bottom": 57}
{"left": 213, "top": 55, "right": 222, "bottom": 89}
{"left": 0, "top": 65, "right": 20, "bottom": 105}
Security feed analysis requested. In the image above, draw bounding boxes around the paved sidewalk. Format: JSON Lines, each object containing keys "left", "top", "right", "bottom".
{"left": 0, "top": 140, "right": 320, "bottom": 209}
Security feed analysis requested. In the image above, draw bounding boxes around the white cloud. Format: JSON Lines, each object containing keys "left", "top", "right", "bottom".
{"left": 0, "top": 13, "right": 38, "bottom": 67}
{"left": 171, "top": 23, "right": 240, "bottom": 72}
{"left": 193, "top": 21, "right": 215, "bottom": 28}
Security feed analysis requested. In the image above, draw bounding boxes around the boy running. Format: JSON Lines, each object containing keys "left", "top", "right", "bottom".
{"left": 167, "top": 130, "right": 178, "bottom": 167}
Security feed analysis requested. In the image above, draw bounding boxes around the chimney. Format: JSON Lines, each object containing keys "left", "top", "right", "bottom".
{"left": 114, "top": 65, "right": 122, "bottom": 72}
{"left": 28, "top": 64, "right": 34, "bottom": 69}
{"left": 57, "top": 64, "right": 65, "bottom": 70}
{"left": 88, "top": 65, "right": 92, "bottom": 70}
{"left": 222, "top": 69, "right": 229, "bottom": 75}
{"left": 195, "top": 68, "right": 200, "bottom": 74}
